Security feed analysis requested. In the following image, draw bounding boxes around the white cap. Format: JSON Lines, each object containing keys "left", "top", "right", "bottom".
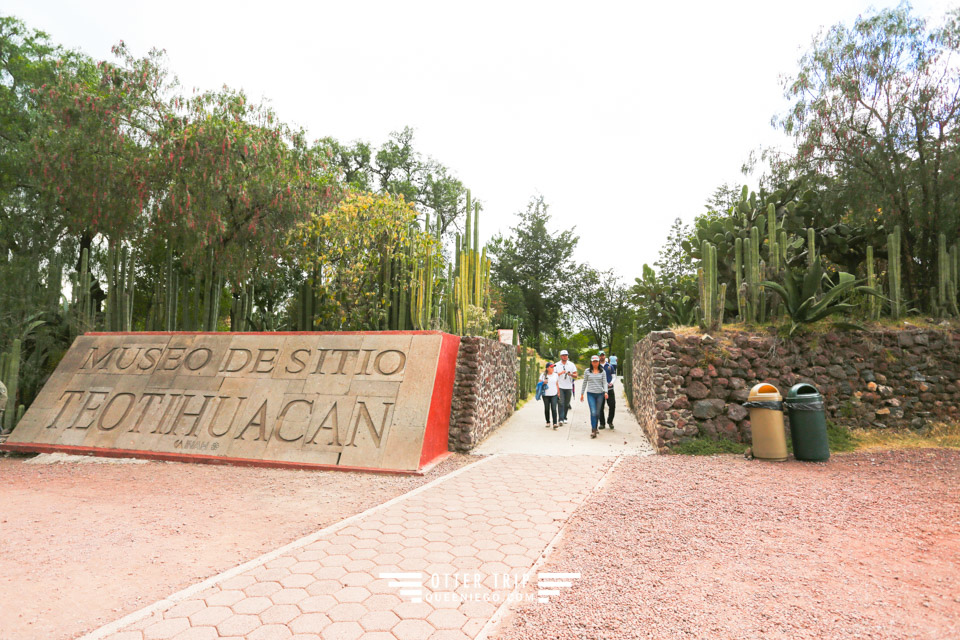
{"left": 591, "top": 355, "right": 600, "bottom": 361}
{"left": 559, "top": 350, "right": 569, "bottom": 355}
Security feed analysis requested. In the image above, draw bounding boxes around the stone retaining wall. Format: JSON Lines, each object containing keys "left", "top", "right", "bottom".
{"left": 448, "top": 337, "right": 517, "bottom": 451}
{"left": 631, "top": 328, "right": 960, "bottom": 453}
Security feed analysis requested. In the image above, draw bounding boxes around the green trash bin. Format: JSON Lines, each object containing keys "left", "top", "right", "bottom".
{"left": 785, "top": 383, "right": 830, "bottom": 461}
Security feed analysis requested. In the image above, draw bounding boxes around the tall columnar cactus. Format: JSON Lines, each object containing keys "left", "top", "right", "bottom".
{"left": 2, "top": 339, "right": 21, "bottom": 432}
{"left": 71, "top": 246, "right": 95, "bottom": 335}
{"left": 741, "top": 227, "right": 761, "bottom": 324}
{"left": 105, "top": 242, "right": 135, "bottom": 331}
{"left": 950, "top": 243, "right": 959, "bottom": 317}
{"left": 866, "top": 245, "right": 879, "bottom": 320}
{"left": 473, "top": 201, "right": 480, "bottom": 259}
{"left": 888, "top": 225, "right": 902, "bottom": 319}
{"left": 937, "top": 233, "right": 959, "bottom": 317}
{"left": 698, "top": 241, "right": 714, "bottom": 331}
{"left": 165, "top": 245, "right": 176, "bottom": 331}
{"left": 698, "top": 241, "right": 725, "bottom": 332}
{"left": 767, "top": 204, "right": 780, "bottom": 275}
{"left": 447, "top": 189, "right": 489, "bottom": 336}
{"left": 734, "top": 237, "right": 744, "bottom": 321}
{"left": 767, "top": 203, "right": 780, "bottom": 277}
{"left": 807, "top": 228, "right": 816, "bottom": 267}
{"left": 464, "top": 190, "right": 472, "bottom": 254}
{"left": 518, "top": 345, "right": 528, "bottom": 402}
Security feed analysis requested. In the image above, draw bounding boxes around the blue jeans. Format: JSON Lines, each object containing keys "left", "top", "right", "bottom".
{"left": 586, "top": 392, "right": 605, "bottom": 431}
{"left": 558, "top": 388, "right": 572, "bottom": 422}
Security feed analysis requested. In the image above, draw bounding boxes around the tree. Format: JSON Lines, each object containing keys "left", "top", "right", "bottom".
{"left": 289, "top": 191, "right": 440, "bottom": 330}
{"left": 567, "top": 266, "right": 631, "bottom": 350}
{"left": 488, "top": 196, "right": 578, "bottom": 350}
{"left": 28, "top": 43, "right": 173, "bottom": 251}
{"left": 777, "top": 4, "right": 960, "bottom": 300}
{"left": 157, "top": 87, "right": 332, "bottom": 276}
{"left": 317, "top": 127, "right": 467, "bottom": 236}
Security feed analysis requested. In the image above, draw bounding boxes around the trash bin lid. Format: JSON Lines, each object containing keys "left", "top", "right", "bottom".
{"left": 748, "top": 383, "right": 781, "bottom": 402}
{"left": 786, "top": 383, "right": 821, "bottom": 400}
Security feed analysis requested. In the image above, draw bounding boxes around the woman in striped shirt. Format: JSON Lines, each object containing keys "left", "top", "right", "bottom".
{"left": 579, "top": 355, "right": 608, "bottom": 438}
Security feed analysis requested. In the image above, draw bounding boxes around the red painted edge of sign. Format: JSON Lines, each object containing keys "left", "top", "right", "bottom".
{"left": 84, "top": 331, "right": 446, "bottom": 336}
{"left": 419, "top": 333, "right": 461, "bottom": 468}
{"left": 0, "top": 442, "right": 428, "bottom": 476}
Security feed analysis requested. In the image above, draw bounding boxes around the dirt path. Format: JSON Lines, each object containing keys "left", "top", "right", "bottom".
{"left": 0, "top": 454, "right": 472, "bottom": 640}
{"left": 493, "top": 448, "right": 960, "bottom": 640}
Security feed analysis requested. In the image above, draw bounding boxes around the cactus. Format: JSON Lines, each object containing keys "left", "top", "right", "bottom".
{"left": 750, "top": 226, "right": 760, "bottom": 322}
{"left": 740, "top": 228, "right": 761, "bottom": 324}
{"left": 807, "top": 228, "right": 816, "bottom": 267}
{"left": 950, "top": 243, "right": 959, "bottom": 317}
{"left": 72, "top": 246, "right": 94, "bottom": 335}
{"left": 698, "top": 241, "right": 725, "bottom": 332}
{"left": 766, "top": 204, "right": 779, "bottom": 273}
{"left": 464, "top": 190, "right": 472, "bottom": 254}
{"left": 888, "top": 225, "right": 902, "bottom": 319}
{"left": 733, "top": 238, "right": 749, "bottom": 322}
{"left": 519, "top": 345, "right": 528, "bottom": 402}
{"left": 2, "top": 339, "right": 21, "bottom": 432}
{"left": 104, "top": 242, "right": 135, "bottom": 331}
{"left": 473, "top": 201, "right": 480, "bottom": 260}
{"left": 165, "top": 245, "right": 176, "bottom": 331}
{"left": 937, "top": 234, "right": 959, "bottom": 317}
{"left": 866, "top": 245, "right": 879, "bottom": 320}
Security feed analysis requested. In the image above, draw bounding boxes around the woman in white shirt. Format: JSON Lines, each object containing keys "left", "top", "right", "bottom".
{"left": 539, "top": 362, "right": 560, "bottom": 429}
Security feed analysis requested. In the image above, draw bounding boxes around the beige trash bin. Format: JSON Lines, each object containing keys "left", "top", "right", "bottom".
{"left": 745, "top": 383, "right": 788, "bottom": 461}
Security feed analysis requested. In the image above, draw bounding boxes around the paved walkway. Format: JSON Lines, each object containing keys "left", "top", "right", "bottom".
{"left": 86, "top": 454, "right": 616, "bottom": 640}
{"left": 474, "top": 377, "right": 656, "bottom": 457}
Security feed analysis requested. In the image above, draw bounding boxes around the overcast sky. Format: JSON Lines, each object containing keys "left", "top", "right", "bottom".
{"left": 6, "top": 1, "right": 957, "bottom": 281}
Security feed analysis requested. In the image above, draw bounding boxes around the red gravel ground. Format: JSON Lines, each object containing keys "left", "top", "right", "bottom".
{"left": 494, "top": 449, "right": 960, "bottom": 640}
{"left": 0, "top": 453, "right": 473, "bottom": 640}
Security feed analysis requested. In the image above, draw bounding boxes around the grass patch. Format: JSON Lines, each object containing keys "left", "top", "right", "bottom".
{"left": 849, "top": 422, "right": 960, "bottom": 450}
{"left": 669, "top": 423, "right": 958, "bottom": 457}
{"left": 827, "top": 423, "right": 859, "bottom": 452}
{"left": 671, "top": 437, "right": 749, "bottom": 456}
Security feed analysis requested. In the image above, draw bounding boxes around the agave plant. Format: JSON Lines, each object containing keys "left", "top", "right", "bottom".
{"left": 760, "top": 260, "right": 881, "bottom": 336}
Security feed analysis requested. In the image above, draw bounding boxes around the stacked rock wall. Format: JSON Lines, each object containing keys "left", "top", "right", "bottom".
{"left": 630, "top": 336, "right": 660, "bottom": 447}
{"left": 632, "top": 328, "right": 960, "bottom": 452}
{"left": 448, "top": 337, "right": 517, "bottom": 451}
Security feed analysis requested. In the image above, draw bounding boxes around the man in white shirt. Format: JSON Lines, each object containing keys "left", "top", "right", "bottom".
{"left": 555, "top": 350, "right": 578, "bottom": 424}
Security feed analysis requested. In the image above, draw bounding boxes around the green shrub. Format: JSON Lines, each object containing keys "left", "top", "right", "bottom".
{"left": 671, "top": 437, "right": 749, "bottom": 455}
{"left": 826, "top": 423, "right": 858, "bottom": 452}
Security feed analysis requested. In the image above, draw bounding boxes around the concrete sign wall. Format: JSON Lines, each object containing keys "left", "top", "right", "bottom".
{"left": 1, "top": 331, "right": 460, "bottom": 473}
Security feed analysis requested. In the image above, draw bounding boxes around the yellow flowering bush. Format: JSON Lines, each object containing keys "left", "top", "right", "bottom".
{"left": 289, "top": 191, "right": 441, "bottom": 329}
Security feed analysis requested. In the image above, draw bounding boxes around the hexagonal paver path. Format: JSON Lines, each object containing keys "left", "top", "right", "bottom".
{"left": 86, "top": 454, "right": 614, "bottom": 640}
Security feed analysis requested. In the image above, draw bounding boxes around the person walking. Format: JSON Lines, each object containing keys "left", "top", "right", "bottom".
{"left": 580, "top": 355, "right": 608, "bottom": 438}
{"left": 598, "top": 351, "right": 615, "bottom": 429}
{"left": 555, "top": 350, "right": 578, "bottom": 424}
{"left": 539, "top": 362, "right": 560, "bottom": 429}
{"left": 609, "top": 353, "right": 618, "bottom": 376}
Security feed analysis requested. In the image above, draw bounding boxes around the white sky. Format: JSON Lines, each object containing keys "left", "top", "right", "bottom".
{"left": 7, "top": 0, "right": 957, "bottom": 281}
